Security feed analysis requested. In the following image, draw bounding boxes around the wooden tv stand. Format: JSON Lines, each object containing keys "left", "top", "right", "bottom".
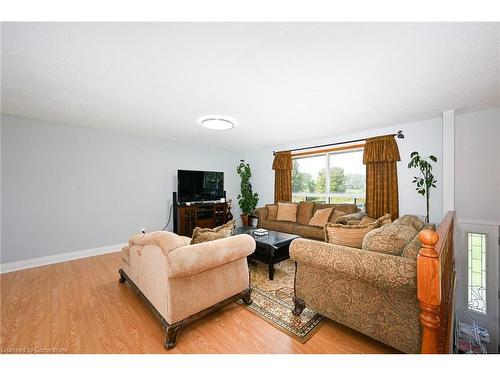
{"left": 173, "top": 202, "right": 228, "bottom": 237}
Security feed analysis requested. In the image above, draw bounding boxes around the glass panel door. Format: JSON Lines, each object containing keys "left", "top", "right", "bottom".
{"left": 456, "top": 222, "right": 499, "bottom": 353}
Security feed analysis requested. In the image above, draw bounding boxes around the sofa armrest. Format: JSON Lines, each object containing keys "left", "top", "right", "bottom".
{"left": 289, "top": 238, "right": 417, "bottom": 291}
{"left": 129, "top": 231, "right": 188, "bottom": 256}
{"left": 167, "top": 234, "right": 256, "bottom": 278}
{"left": 179, "top": 235, "right": 192, "bottom": 246}
{"left": 255, "top": 207, "right": 268, "bottom": 226}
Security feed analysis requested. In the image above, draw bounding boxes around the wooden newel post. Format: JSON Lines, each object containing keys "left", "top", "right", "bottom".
{"left": 417, "top": 227, "right": 441, "bottom": 353}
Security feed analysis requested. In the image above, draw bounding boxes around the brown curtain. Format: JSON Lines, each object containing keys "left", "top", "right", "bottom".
{"left": 363, "top": 135, "right": 401, "bottom": 220}
{"left": 272, "top": 151, "right": 292, "bottom": 202}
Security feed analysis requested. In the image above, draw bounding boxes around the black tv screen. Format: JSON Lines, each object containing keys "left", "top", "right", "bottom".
{"left": 177, "top": 170, "right": 224, "bottom": 203}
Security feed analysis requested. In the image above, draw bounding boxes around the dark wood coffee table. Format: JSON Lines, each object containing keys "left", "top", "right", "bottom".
{"left": 233, "top": 226, "right": 300, "bottom": 280}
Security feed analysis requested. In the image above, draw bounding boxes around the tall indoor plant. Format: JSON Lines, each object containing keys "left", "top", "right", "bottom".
{"left": 408, "top": 151, "right": 437, "bottom": 223}
{"left": 236, "top": 160, "right": 259, "bottom": 226}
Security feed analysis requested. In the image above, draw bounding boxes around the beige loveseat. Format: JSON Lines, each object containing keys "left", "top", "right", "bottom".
{"left": 290, "top": 215, "right": 426, "bottom": 353}
{"left": 119, "top": 231, "right": 255, "bottom": 349}
{"left": 256, "top": 202, "right": 364, "bottom": 241}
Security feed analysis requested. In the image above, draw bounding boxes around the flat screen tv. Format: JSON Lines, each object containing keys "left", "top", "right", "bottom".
{"left": 177, "top": 170, "right": 224, "bottom": 204}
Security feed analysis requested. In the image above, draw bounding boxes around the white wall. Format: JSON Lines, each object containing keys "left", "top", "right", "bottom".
{"left": 442, "top": 110, "right": 455, "bottom": 216}
{"left": 453, "top": 107, "right": 500, "bottom": 353}
{"left": 3, "top": 108, "right": 497, "bottom": 267}
{"left": 245, "top": 117, "right": 444, "bottom": 223}
{"left": 455, "top": 108, "right": 500, "bottom": 223}
{"left": 1, "top": 114, "right": 244, "bottom": 264}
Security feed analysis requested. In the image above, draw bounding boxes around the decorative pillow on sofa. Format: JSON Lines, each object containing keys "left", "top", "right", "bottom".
{"left": 334, "top": 210, "right": 366, "bottom": 224}
{"left": 401, "top": 235, "right": 422, "bottom": 259}
{"left": 401, "top": 223, "right": 432, "bottom": 260}
{"left": 312, "top": 204, "right": 334, "bottom": 215}
{"left": 375, "top": 213, "right": 393, "bottom": 226}
{"left": 297, "top": 202, "right": 315, "bottom": 225}
{"left": 346, "top": 220, "right": 362, "bottom": 226}
{"left": 359, "top": 213, "right": 392, "bottom": 227}
{"left": 191, "top": 220, "right": 235, "bottom": 244}
{"left": 265, "top": 204, "right": 278, "bottom": 220}
{"left": 332, "top": 203, "right": 358, "bottom": 214}
{"left": 328, "top": 209, "right": 349, "bottom": 223}
{"left": 362, "top": 217, "right": 419, "bottom": 256}
{"left": 324, "top": 222, "right": 378, "bottom": 249}
{"left": 393, "top": 215, "right": 425, "bottom": 231}
{"left": 358, "top": 216, "right": 375, "bottom": 225}
{"left": 308, "top": 207, "right": 334, "bottom": 227}
{"left": 276, "top": 202, "right": 298, "bottom": 222}
{"left": 313, "top": 203, "right": 357, "bottom": 214}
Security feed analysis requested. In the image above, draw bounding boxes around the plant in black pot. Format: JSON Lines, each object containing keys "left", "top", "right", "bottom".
{"left": 408, "top": 151, "right": 438, "bottom": 223}
{"left": 236, "top": 160, "right": 259, "bottom": 226}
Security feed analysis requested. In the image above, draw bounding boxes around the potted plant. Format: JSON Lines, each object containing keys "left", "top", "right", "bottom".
{"left": 236, "top": 160, "right": 259, "bottom": 226}
{"left": 408, "top": 151, "right": 438, "bottom": 223}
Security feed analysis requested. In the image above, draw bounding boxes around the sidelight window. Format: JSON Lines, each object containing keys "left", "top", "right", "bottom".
{"left": 467, "top": 232, "right": 487, "bottom": 314}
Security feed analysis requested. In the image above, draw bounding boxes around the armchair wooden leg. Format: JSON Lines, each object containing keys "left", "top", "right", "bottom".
{"left": 118, "top": 269, "right": 126, "bottom": 283}
{"left": 164, "top": 322, "right": 184, "bottom": 350}
{"left": 241, "top": 288, "right": 253, "bottom": 305}
{"left": 292, "top": 296, "right": 305, "bottom": 316}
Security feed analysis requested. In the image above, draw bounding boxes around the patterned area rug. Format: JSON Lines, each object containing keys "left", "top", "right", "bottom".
{"left": 240, "top": 258, "right": 324, "bottom": 342}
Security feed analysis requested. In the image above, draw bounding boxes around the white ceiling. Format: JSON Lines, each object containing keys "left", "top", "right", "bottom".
{"left": 1, "top": 22, "right": 499, "bottom": 150}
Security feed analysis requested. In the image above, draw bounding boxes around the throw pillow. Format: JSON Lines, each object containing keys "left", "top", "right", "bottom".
{"left": 297, "top": 201, "right": 315, "bottom": 225}
{"left": 362, "top": 221, "right": 418, "bottom": 256}
{"left": 276, "top": 202, "right": 298, "bottom": 222}
{"left": 324, "top": 222, "right": 378, "bottom": 249}
{"left": 334, "top": 210, "right": 366, "bottom": 224}
{"left": 393, "top": 215, "right": 425, "bottom": 231}
{"left": 313, "top": 203, "right": 335, "bottom": 213}
{"left": 328, "top": 209, "right": 349, "bottom": 223}
{"left": 359, "top": 216, "right": 377, "bottom": 225}
{"left": 358, "top": 213, "right": 392, "bottom": 227}
{"left": 375, "top": 213, "right": 392, "bottom": 226}
{"left": 401, "top": 235, "right": 423, "bottom": 260}
{"left": 266, "top": 204, "right": 278, "bottom": 220}
{"left": 346, "top": 220, "right": 362, "bottom": 226}
{"left": 332, "top": 203, "right": 358, "bottom": 214}
{"left": 308, "top": 207, "right": 334, "bottom": 227}
{"left": 191, "top": 220, "right": 235, "bottom": 245}
{"left": 400, "top": 223, "right": 432, "bottom": 259}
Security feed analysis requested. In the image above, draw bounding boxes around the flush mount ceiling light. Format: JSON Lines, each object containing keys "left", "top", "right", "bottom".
{"left": 198, "top": 115, "right": 236, "bottom": 131}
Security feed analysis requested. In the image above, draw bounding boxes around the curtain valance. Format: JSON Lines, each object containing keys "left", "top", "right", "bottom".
{"left": 363, "top": 135, "right": 401, "bottom": 164}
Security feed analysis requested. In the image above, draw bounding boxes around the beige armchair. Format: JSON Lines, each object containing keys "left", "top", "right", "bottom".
{"left": 119, "top": 230, "right": 255, "bottom": 349}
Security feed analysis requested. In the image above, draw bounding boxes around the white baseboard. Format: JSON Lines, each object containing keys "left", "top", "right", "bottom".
{"left": 0, "top": 242, "right": 127, "bottom": 274}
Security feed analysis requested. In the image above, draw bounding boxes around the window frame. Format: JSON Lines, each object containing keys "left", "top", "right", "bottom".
{"left": 291, "top": 145, "right": 366, "bottom": 205}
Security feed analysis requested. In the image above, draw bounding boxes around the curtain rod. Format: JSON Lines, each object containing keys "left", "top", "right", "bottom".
{"left": 272, "top": 130, "right": 404, "bottom": 156}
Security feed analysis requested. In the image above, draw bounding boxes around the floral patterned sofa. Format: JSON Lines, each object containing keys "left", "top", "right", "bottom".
{"left": 290, "top": 215, "right": 426, "bottom": 353}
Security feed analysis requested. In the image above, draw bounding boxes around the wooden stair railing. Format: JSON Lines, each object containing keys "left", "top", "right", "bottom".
{"left": 417, "top": 211, "right": 456, "bottom": 354}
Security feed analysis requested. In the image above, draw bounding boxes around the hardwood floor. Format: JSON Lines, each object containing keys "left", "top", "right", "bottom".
{"left": 0, "top": 252, "right": 398, "bottom": 354}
